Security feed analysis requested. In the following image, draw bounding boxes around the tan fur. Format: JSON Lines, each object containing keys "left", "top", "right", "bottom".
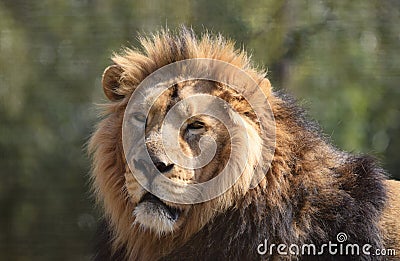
{"left": 381, "top": 180, "right": 400, "bottom": 253}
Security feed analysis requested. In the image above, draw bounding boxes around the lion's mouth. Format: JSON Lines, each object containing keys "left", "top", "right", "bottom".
{"left": 137, "top": 193, "right": 181, "bottom": 222}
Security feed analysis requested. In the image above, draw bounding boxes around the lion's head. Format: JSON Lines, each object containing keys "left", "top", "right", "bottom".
{"left": 89, "top": 28, "right": 274, "bottom": 259}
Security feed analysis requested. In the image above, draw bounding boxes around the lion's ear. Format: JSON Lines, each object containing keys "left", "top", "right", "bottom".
{"left": 102, "top": 65, "right": 125, "bottom": 101}
{"left": 260, "top": 78, "right": 272, "bottom": 97}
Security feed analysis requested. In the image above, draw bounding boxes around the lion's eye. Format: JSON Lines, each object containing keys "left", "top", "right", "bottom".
{"left": 133, "top": 113, "right": 146, "bottom": 123}
{"left": 187, "top": 121, "right": 205, "bottom": 133}
{"left": 187, "top": 121, "right": 205, "bottom": 129}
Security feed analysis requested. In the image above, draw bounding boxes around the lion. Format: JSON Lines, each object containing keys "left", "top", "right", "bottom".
{"left": 89, "top": 28, "right": 400, "bottom": 260}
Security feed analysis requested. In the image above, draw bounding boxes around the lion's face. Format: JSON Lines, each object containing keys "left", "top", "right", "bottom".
{"left": 123, "top": 79, "right": 262, "bottom": 235}
{"left": 90, "top": 30, "right": 276, "bottom": 259}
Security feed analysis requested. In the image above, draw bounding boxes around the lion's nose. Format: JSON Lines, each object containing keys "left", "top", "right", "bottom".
{"left": 154, "top": 161, "right": 174, "bottom": 173}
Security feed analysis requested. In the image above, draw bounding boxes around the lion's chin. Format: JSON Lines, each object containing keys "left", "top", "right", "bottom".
{"left": 133, "top": 193, "right": 182, "bottom": 234}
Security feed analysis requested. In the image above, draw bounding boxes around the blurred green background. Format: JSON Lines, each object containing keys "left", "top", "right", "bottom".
{"left": 0, "top": 0, "right": 399, "bottom": 260}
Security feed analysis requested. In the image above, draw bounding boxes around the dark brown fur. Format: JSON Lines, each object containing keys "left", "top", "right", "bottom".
{"left": 162, "top": 94, "right": 388, "bottom": 261}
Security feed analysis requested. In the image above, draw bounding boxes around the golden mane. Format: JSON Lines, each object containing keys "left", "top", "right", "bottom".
{"left": 110, "top": 27, "right": 265, "bottom": 99}
{"left": 89, "top": 28, "right": 270, "bottom": 259}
